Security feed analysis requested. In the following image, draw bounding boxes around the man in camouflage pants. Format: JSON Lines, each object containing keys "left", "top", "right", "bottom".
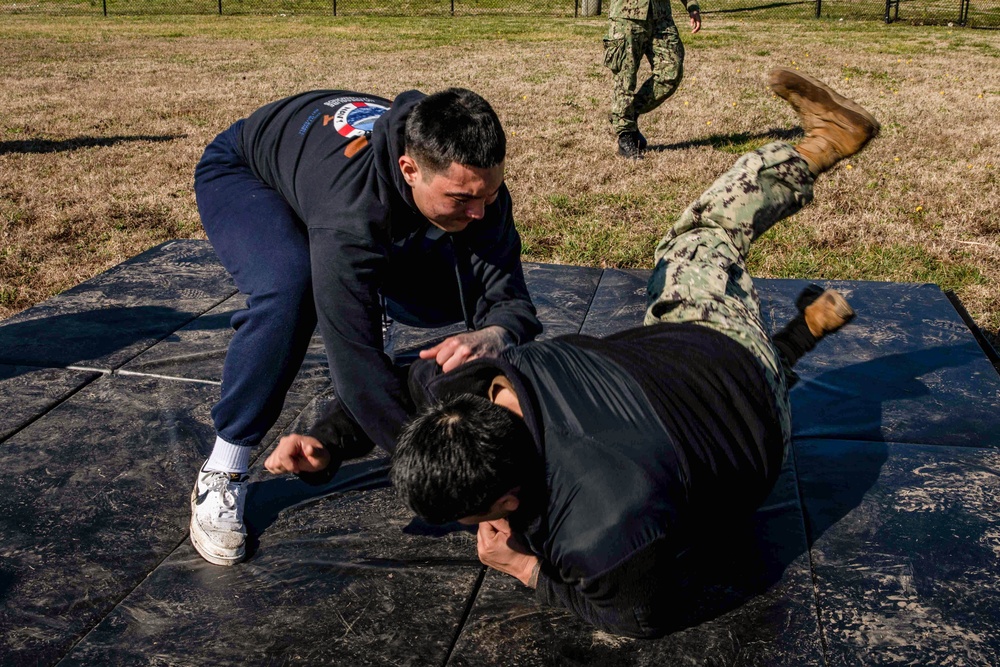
{"left": 390, "top": 69, "right": 880, "bottom": 636}
{"left": 604, "top": 0, "right": 702, "bottom": 158}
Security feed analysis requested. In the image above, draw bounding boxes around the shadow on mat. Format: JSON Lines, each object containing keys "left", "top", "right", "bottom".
{"left": 0, "top": 306, "right": 229, "bottom": 380}
{"left": 792, "top": 341, "right": 990, "bottom": 444}
{"left": 0, "top": 305, "right": 220, "bottom": 371}
{"left": 243, "top": 456, "right": 476, "bottom": 559}
{"left": 242, "top": 458, "right": 393, "bottom": 558}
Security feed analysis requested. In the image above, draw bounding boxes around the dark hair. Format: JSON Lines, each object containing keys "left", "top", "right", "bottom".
{"left": 404, "top": 88, "right": 506, "bottom": 173}
{"left": 390, "top": 393, "right": 534, "bottom": 524}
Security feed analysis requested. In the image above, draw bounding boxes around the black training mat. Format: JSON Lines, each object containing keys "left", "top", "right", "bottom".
{"left": 0, "top": 240, "right": 235, "bottom": 371}
{"left": 0, "top": 370, "right": 315, "bottom": 666}
{"left": 2, "top": 239, "right": 998, "bottom": 666}
{"left": 0, "top": 365, "right": 100, "bottom": 442}
{"left": 795, "top": 439, "right": 1000, "bottom": 664}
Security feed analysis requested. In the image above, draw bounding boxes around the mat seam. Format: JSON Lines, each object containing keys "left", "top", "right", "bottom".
{"left": 54, "top": 531, "right": 194, "bottom": 665}
{"left": 0, "top": 372, "right": 102, "bottom": 447}
{"left": 789, "top": 442, "right": 831, "bottom": 666}
{"left": 575, "top": 268, "right": 613, "bottom": 335}
{"left": 442, "top": 565, "right": 488, "bottom": 666}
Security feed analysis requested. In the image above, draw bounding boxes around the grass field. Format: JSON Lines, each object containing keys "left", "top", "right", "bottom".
{"left": 1, "top": 14, "right": 998, "bottom": 347}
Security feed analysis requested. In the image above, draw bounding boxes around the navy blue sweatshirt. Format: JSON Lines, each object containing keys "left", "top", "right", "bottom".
{"left": 236, "top": 90, "right": 541, "bottom": 451}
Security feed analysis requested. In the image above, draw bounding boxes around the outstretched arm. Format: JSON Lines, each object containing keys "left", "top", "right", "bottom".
{"left": 264, "top": 434, "right": 330, "bottom": 475}
{"left": 418, "top": 325, "right": 514, "bottom": 373}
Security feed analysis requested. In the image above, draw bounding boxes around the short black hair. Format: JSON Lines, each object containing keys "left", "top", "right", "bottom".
{"left": 390, "top": 393, "right": 534, "bottom": 524}
{"left": 404, "top": 88, "right": 506, "bottom": 173}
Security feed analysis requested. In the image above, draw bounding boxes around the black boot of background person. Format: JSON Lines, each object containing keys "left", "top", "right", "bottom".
{"left": 617, "top": 131, "right": 643, "bottom": 159}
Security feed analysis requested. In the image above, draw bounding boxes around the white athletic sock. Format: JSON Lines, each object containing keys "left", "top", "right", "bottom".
{"left": 204, "top": 435, "right": 252, "bottom": 474}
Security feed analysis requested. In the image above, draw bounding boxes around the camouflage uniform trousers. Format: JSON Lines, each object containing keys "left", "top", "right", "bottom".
{"left": 604, "top": 7, "right": 685, "bottom": 136}
{"left": 644, "top": 141, "right": 816, "bottom": 445}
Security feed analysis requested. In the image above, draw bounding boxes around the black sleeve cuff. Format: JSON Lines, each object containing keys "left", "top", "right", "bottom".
{"left": 301, "top": 396, "right": 377, "bottom": 485}
{"left": 296, "top": 461, "right": 342, "bottom": 486}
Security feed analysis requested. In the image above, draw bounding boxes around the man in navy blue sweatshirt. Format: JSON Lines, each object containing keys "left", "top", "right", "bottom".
{"left": 190, "top": 88, "right": 541, "bottom": 566}
{"left": 389, "top": 69, "right": 877, "bottom": 636}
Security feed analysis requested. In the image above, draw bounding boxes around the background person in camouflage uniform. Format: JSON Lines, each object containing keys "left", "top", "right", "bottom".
{"left": 389, "top": 69, "right": 879, "bottom": 636}
{"left": 604, "top": 0, "right": 702, "bottom": 158}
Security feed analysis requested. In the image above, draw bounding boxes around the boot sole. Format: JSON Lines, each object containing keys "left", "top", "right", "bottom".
{"left": 768, "top": 68, "right": 881, "bottom": 141}
{"left": 189, "top": 483, "right": 245, "bottom": 566}
{"left": 806, "top": 289, "right": 856, "bottom": 336}
{"left": 821, "top": 290, "right": 856, "bottom": 323}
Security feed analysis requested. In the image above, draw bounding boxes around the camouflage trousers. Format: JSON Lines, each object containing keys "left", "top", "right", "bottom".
{"left": 604, "top": 13, "right": 685, "bottom": 135}
{"left": 644, "top": 142, "right": 816, "bottom": 443}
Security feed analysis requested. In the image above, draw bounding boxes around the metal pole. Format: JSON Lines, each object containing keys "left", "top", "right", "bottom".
{"left": 575, "top": 0, "right": 579, "bottom": 17}
{"left": 333, "top": 0, "right": 336, "bottom": 15}
{"left": 451, "top": 0, "right": 454, "bottom": 16}
{"left": 218, "top": 0, "right": 222, "bottom": 14}
{"left": 815, "top": 0, "right": 821, "bottom": 18}
{"left": 103, "top": 0, "right": 107, "bottom": 16}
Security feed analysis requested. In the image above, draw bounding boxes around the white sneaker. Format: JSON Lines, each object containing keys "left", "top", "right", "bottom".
{"left": 189, "top": 463, "right": 248, "bottom": 566}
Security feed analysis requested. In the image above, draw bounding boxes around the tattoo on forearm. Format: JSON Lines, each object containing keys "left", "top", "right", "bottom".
{"left": 527, "top": 561, "right": 541, "bottom": 589}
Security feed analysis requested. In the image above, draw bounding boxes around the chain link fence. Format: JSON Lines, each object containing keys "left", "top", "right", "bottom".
{"left": 3, "top": 0, "right": 998, "bottom": 27}
{"left": 711, "top": 0, "right": 998, "bottom": 25}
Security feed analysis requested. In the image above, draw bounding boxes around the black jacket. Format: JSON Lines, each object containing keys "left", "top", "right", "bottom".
{"left": 412, "top": 322, "right": 785, "bottom": 637}
{"left": 237, "top": 90, "right": 541, "bottom": 451}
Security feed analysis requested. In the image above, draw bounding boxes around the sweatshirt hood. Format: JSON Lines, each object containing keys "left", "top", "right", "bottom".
{"left": 370, "top": 89, "right": 426, "bottom": 212}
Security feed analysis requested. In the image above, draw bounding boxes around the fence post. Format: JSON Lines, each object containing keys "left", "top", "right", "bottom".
{"left": 451, "top": 0, "right": 454, "bottom": 15}
{"left": 815, "top": 0, "right": 821, "bottom": 18}
{"left": 103, "top": 0, "right": 107, "bottom": 16}
{"left": 581, "top": 0, "right": 600, "bottom": 16}
{"left": 218, "top": 0, "right": 222, "bottom": 14}
{"left": 333, "top": 0, "right": 336, "bottom": 15}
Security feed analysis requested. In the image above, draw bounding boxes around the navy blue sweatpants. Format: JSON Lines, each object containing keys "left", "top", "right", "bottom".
{"left": 194, "top": 121, "right": 319, "bottom": 448}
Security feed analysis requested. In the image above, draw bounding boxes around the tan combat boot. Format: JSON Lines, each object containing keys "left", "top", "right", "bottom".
{"left": 773, "top": 285, "right": 856, "bottom": 387}
{"left": 768, "top": 68, "right": 880, "bottom": 175}
{"left": 803, "top": 289, "right": 855, "bottom": 338}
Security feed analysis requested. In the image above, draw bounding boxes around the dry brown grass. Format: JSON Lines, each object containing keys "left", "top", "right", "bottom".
{"left": 1, "top": 15, "right": 998, "bottom": 346}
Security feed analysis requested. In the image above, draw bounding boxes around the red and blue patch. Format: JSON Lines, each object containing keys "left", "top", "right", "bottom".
{"left": 328, "top": 101, "right": 389, "bottom": 138}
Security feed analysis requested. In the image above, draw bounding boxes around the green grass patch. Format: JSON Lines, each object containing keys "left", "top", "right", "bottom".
{"left": 0, "top": 286, "right": 19, "bottom": 308}
{"left": 521, "top": 191, "right": 671, "bottom": 267}
{"left": 751, "top": 232, "right": 987, "bottom": 293}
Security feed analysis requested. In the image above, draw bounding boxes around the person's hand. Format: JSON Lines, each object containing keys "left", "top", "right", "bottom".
{"left": 264, "top": 434, "right": 331, "bottom": 475}
{"left": 689, "top": 9, "right": 702, "bottom": 33}
{"left": 418, "top": 325, "right": 512, "bottom": 373}
{"left": 477, "top": 519, "right": 540, "bottom": 587}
